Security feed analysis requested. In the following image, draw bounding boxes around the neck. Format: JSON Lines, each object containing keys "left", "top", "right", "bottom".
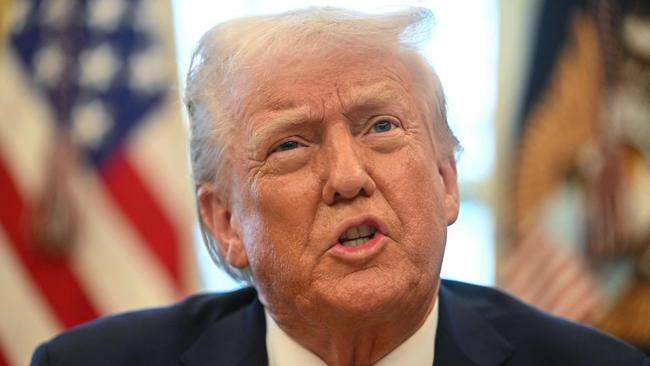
{"left": 267, "top": 283, "right": 439, "bottom": 366}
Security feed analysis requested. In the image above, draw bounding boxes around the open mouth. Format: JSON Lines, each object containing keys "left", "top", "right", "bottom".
{"left": 338, "top": 224, "right": 378, "bottom": 247}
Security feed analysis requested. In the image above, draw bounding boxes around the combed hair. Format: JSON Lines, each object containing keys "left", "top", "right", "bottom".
{"left": 185, "top": 6, "right": 460, "bottom": 284}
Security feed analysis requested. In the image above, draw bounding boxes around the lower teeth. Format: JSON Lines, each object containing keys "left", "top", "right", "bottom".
{"left": 342, "top": 237, "right": 370, "bottom": 247}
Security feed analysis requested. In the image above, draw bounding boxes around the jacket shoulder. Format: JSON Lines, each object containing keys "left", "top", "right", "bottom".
{"left": 440, "top": 280, "right": 648, "bottom": 366}
{"left": 31, "top": 287, "right": 257, "bottom": 366}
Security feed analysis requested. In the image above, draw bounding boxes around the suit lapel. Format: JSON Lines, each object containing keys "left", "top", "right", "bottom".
{"left": 434, "top": 282, "right": 513, "bottom": 366}
{"left": 181, "top": 295, "right": 268, "bottom": 366}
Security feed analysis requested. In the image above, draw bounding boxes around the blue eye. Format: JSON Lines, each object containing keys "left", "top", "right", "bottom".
{"left": 274, "top": 140, "right": 299, "bottom": 152}
{"left": 372, "top": 120, "right": 394, "bottom": 133}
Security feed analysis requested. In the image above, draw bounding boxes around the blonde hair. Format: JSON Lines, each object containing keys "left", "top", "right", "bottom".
{"left": 185, "top": 6, "right": 459, "bottom": 284}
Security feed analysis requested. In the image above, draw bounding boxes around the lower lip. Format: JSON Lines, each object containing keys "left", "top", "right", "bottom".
{"left": 328, "top": 232, "right": 387, "bottom": 263}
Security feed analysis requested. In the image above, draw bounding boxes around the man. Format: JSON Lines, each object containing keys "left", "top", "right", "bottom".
{"left": 31, "top": 6, "right": 649, "bottom": 366}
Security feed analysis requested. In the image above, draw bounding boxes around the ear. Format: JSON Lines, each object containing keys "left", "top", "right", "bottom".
{"left": 197, "top": 185, "right": 249, "bottom": 268}
{"left": 439, "top": 158, "right": 460, "bottom": 225}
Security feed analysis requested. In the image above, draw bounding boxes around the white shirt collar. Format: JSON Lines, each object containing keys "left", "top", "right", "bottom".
{"left": 265, "top": 298, "right": 439, "bottom": 366}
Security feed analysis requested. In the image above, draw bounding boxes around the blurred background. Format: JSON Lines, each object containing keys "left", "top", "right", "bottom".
{"left": 0, "top": 0, "right": 648, "bottom": 364}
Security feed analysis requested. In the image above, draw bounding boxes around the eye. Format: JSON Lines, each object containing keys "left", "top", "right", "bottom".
{"left": 369, "top": 118, "right": 399, "bottom": 134}
{"left": 372, "top": 120, "right": 392, "bottom": 133}
{"left": 276, "top": 140, "right": 299, "bottom": 151}
{"left": 269, "top": 140, "right": 302, "bottom": 156}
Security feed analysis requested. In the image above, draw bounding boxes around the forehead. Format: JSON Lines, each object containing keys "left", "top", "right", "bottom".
{"left": 241, "top": 50, "right": 416, "bottom": 118}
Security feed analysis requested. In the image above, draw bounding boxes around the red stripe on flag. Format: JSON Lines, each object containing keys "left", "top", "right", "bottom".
{"left": 99, "top": 149, "right": 181, "bottom": 288}
{"left": 0, "top": 157, "right": 98, "bottom": 328}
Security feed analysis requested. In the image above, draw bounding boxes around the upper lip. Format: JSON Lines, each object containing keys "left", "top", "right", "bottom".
{"left": 329, "top": 215, "right": 388, "bottom": 248}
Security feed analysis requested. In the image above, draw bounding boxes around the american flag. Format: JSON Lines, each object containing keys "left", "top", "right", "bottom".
{"left": 0, "top": 0, "right": 197, "bottom": 364}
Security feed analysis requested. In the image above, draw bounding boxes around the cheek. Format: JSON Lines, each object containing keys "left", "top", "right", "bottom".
{"left": 252, "top": 168, "right": 321, "bottom": 231}
{"left": 377, "top": 141, "right": 445, "bottom": 218}
{"left": 374, "top": 142, "right": 447, "bottom": 262}
{"left": 238, "top": 168, "right": 322, "bottom": 275}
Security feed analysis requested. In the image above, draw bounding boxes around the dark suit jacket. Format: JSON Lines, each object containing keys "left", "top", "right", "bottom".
{"left": 31, "top": 279, "right": 649, "bottom": 365}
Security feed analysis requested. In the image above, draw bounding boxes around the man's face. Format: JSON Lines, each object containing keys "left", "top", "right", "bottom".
{"left": 202, "top": 50, "right": 459, "bottom": 325}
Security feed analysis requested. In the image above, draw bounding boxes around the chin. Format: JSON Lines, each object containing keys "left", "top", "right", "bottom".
{"left": 316, "top": 269, "right": 431, "bottom": 322}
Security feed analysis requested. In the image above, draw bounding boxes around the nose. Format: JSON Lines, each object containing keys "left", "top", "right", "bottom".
{"left": 321, "top": 128, "right": 376, "bottom": 205}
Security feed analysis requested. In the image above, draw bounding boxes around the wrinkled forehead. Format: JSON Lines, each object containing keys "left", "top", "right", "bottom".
{"left": 238, "top": 49, "right": 418, "bottom": 121}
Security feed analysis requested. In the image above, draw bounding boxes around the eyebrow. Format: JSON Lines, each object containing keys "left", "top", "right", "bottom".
{"left": 341, "top": 86, "right": 408, "bottom": 121}
{"left": 247, "top": 106, "right": 319, "bottom": 149}
{"left": 247, "top": 81, "right": 411, "bottom": 147}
